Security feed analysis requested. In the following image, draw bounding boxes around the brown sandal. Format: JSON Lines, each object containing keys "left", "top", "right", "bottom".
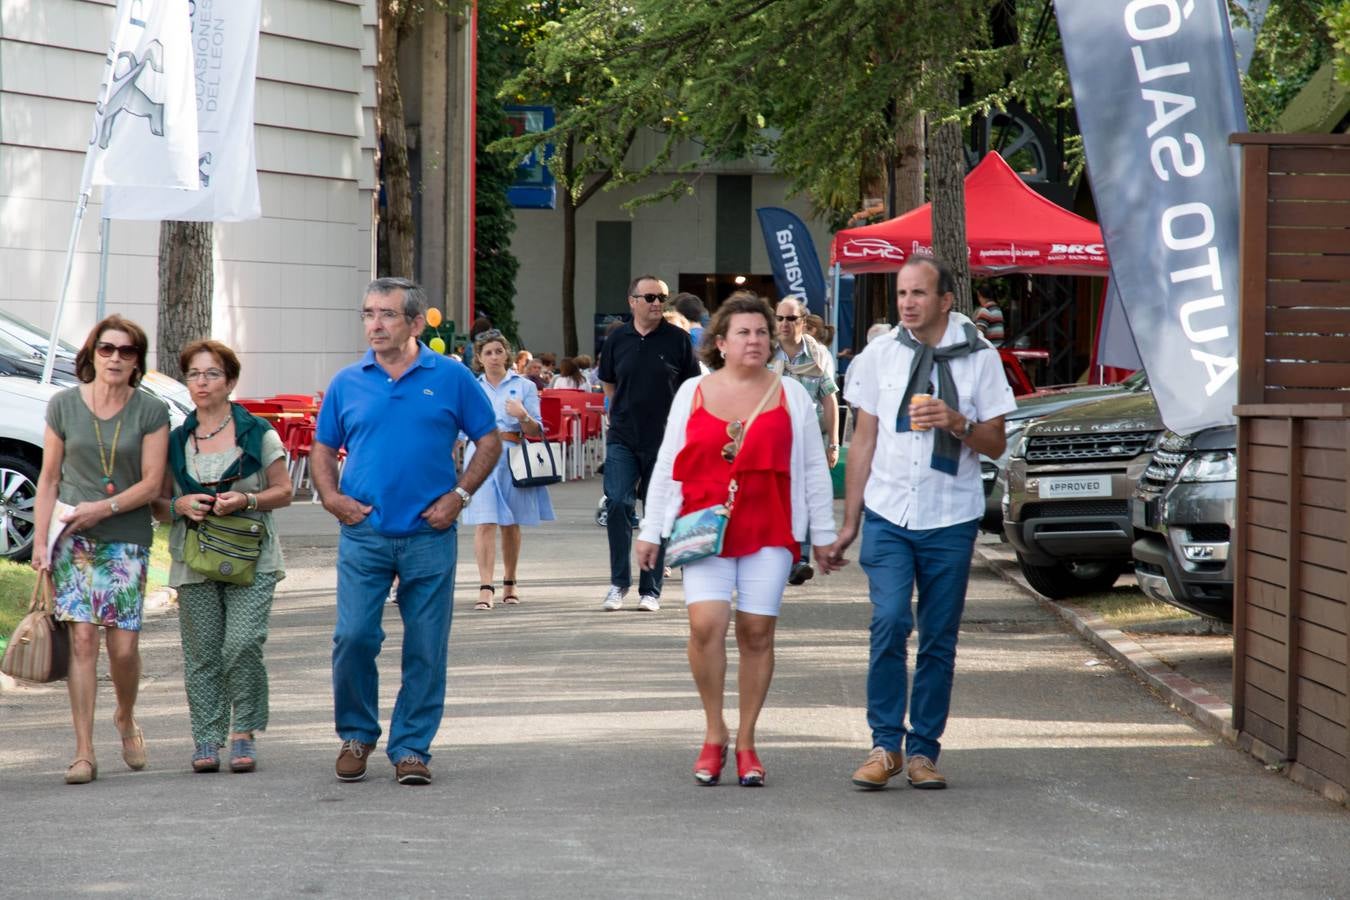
{"left": 474, "top": 585, "right": 494, "bottom": 610}
{"left": 65, "top": 757, "right": 98, "bottom": 784}
{"left": 502, "top": 580, "right": 521, "bottom": 605}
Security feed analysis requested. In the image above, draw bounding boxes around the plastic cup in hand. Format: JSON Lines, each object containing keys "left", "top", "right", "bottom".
{"left": 909, "top": 393, "right": 932, "bottom": 431}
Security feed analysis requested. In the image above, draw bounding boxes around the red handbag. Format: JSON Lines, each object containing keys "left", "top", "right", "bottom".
{"left": 1, "top": 575, "right": 70, "bottom": 683}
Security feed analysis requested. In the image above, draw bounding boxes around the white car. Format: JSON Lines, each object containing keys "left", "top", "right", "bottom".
{"left": 0, "top": 377, "right": 62, "bottom": 560}
{"left": 0, "top": 377, "right": 186, "bottom": 561}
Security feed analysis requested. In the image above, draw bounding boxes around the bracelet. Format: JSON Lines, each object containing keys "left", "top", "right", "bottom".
{"left": 246, "top": 492, "right": 259, "bottom": 511}
{"left": 827, "top": 443, "right": 839, "bottom": 450}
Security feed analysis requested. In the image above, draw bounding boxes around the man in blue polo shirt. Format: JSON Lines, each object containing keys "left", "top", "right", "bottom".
{"left": 311, "top": 277, "right": 500, "bottom": 786}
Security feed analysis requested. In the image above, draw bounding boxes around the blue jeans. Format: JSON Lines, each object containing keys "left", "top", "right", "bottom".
{"left": 858, "top": 510, "right": 979, "bottom": 761}
{"left": 333, "top": 519, "right": 457, "bottom": 764}
{"left": 603, "top": 440, "right": 664, "bottom": 596}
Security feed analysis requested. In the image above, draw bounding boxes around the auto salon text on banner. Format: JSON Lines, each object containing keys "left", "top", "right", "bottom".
{"left": 1055, "top": 0, "right": 1245, "bottom": 434}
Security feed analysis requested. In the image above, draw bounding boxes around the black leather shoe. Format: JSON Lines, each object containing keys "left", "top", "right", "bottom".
{"left": 788, "top": 562, "right": 814, "bottom": 586}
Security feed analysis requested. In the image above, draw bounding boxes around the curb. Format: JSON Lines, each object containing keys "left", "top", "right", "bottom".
{"left": 972, "top": 545, "right": 1236, "bottom": 742}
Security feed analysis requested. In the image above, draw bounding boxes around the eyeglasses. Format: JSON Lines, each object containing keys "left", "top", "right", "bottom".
{"left": 776, "top": 315, "right": 801, "bottom": 323}
{"left": 358, "top": 309, "right": 412, "bottom": 323}
{"left": 95, "top": 342, "right": 138, "bottom": 361}
{"left": 184, "top": 368, "right": 226, "bottom": 382}
{"left": 630, "top": 293, "right": 669, "bottom": 304}
{"left": 722, "top": 420, "right": 745, "bottom": 463}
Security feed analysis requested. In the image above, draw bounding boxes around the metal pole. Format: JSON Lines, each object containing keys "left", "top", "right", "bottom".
{"left": 96, "top": 216, "right": 112, "bottom": 321}
{"left": 42, "top": 191, "right": 91, "bottom": 384}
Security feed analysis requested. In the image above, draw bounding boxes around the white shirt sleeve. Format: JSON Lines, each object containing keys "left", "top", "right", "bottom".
{"left": 843, "top": 344, "right": 879, "bottom": 415}
{"left": 973, "top": 349, "right": 1018, "bottom": 421}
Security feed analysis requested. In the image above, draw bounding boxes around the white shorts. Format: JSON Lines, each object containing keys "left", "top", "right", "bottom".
{"left": 681, "top": 547, "right": 793, "bottom": 617}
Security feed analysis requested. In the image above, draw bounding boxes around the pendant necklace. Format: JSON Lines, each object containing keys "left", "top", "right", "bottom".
{"left": 94, "top": 417, "right": 124, "bottom": 496}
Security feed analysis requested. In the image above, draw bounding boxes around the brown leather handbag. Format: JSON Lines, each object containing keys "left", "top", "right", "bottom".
{"left": 1, "top": 575, "right": 70, "bottom": 683}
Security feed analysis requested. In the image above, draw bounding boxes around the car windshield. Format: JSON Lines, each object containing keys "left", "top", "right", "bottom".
{"left": 0, "top": 327, "right": 40, "bottom": 360}
{"left": 0, "top": 308, "right": 80, "bottom": 355}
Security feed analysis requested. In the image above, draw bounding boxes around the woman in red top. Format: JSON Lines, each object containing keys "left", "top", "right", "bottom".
{"left": 637, "top": 293, "right": 842, "bottom": 787}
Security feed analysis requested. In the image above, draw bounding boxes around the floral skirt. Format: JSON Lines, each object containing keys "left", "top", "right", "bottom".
{"left": 52, "top": 534, "right": 151, "bottom": 632}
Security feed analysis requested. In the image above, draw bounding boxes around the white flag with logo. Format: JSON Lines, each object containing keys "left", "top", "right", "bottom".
{"left": 104, "top": 0, "right": 262, "bottom": 222}
{"left": 85, "top": 0, "right": 199, "bottom": 190}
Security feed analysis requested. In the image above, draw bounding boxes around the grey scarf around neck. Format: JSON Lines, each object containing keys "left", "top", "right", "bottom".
{"left": 895, "top": 320, "right": 988, "bottom": 475}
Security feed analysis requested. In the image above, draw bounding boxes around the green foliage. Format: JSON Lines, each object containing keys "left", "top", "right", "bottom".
{"left": 1239, "top": 1, "right": 1339, "bottom": 131}
{"left": 1327, "top": 2, "right": 1350, "bottom": 87}
{"left": 475, "top": 5, "right": 522, "bottom": 348}
{"left": 495, "top": 1, "right": 1070, "bottom": 221}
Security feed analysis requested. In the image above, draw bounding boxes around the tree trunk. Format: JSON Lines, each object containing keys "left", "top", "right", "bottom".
{"left": 157, "top": 221, "right": 213, "bottom": 380}
{"left": 929, "top": 88, "right": 971, "bottom": 316}
{"left": 892, "top": 111, "right": 925, "bottom": 216}
{"left": 377, "top": 1, "right": 415, "bottom": 278}
{"left": 560, "top": 136, "right": 579, "bottom": 357}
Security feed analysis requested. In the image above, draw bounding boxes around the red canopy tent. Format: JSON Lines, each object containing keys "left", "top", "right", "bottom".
{"left": 830, "top": 153, "right": 1110, "bottom": 276}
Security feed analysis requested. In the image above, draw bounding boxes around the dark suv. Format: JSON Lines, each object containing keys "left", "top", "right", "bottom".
{"left": 1002, "top": 388, "right": 1162, "bottom": 599}
{"left": 1131, "top": 426, "right": 1236, "bottom": 621}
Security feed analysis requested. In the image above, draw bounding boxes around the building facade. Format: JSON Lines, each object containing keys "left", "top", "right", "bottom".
{"left": 0, "top": 0, "right": 378, "bottom": 398}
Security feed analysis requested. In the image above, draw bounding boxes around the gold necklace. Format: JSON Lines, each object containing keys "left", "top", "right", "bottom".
{"left": 94, "top": 417, "right": 124, "bottom": 496}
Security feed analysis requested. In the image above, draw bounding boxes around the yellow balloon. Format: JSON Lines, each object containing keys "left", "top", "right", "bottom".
{"left": 425, "top": 307, "right": 443, "bottom": 327}
{"left": 429, "top": 336, "right": 447, "bottom": 354}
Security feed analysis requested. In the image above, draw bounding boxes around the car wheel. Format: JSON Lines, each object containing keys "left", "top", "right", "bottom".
{"left": 0, "top": 453, "right": 39, "bottom": 562}
{"left": 1015, "top": 555, "right": 1124, "bottom": 600}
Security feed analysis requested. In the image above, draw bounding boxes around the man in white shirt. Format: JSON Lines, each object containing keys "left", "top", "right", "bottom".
{"left": 827, "top": 255, "right": 1016, "bottom": 791}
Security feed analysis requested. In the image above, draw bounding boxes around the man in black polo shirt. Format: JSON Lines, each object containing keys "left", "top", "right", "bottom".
{"left": 599, "top": 274, "right": 702, "bottom": 611}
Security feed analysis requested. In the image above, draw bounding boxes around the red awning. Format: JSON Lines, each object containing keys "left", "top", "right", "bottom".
{"left": 830, "top": 153, "right": 1110, "bottom": 276}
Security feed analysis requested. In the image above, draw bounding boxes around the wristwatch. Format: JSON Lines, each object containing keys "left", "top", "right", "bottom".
{"left": 108, "top": 497, "right": 121, "bottom": 514}
{"left": 826, "top": 443, "right": 839, "bottom": 451}
{"left": 953, "top": 418, "right": 976, "bottom": 441}
{"left": 453, "top": 486, "right": 473, "bottom": 506}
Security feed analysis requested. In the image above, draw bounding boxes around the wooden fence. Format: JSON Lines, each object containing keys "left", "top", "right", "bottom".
{"left": 1232, "top": 134, "right": 1350, "bottom": 800}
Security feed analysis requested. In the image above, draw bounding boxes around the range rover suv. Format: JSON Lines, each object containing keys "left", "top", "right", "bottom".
{"left": 1001, "top": 387, "right": 1163, "bottom": 599}
{"left": 1131, "top": 426, "right": 1236, "bottom": 621}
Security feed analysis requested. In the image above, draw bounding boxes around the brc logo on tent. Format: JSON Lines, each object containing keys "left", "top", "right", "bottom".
{"left": 1050, "top": 243, "right": 1105, "bottom": 255}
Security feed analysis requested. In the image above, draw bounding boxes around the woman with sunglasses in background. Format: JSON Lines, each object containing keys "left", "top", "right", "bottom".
{"left": 771, "top": 296, "right": 841, "bottom": 587}
{"left": 462, "top": 330, "right": 554, "bottom": 609}
{"left": 155, "top": 340, "right": 292, "bottom": 775}
{"left": 636, "top": 293, "right": 842, "bottom": 788}
{"left": 32, "top": 315, "right": 170, "bottom": 784}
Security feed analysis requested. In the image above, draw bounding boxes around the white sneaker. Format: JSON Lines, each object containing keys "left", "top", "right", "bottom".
{"left": 602, "top": 586, "right": 627, "bottom": 611}
{"left": 637, "top": 594, "right": 661, "bottom": 612}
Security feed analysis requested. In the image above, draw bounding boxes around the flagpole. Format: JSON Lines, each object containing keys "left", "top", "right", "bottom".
{"left": 96, "top": 216, "right": 112, "bottom": 321}
{"left": 42, "top": 192, "right": 91, "bottom": 385}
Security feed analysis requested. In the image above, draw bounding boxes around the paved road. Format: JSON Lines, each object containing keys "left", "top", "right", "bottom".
{"left": 2, "top": 481, "right": 1347, "bottom": 898}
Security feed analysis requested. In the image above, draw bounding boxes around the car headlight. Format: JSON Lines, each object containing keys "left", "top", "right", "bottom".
{"left": 1177, "top": 450, "right": 1236, "bottom": 483}
{"left": 1007, "top": 427, "right": 1027, "bottom": 459}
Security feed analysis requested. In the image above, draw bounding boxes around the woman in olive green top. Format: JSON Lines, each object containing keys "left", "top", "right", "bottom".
{"left": 32, "top": 315, "right": 170, "bottom": 785}
{"left": 156, "top": 340, "right": 292, "bottom": 775}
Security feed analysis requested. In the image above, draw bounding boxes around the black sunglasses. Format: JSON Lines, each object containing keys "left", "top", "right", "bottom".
{"left": 95, "top": 342, "right": 138, "bottom": 361}
{"left": 631, "top": 293, "right": 669, "bottom": 304}
{"left": 776, "top": 315, "right": 801, "bottom": 323}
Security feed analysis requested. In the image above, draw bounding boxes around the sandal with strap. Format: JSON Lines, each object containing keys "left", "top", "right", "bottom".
{"left": 474, "top": 585, "right": 494, "bottom": 610}
{"left": 230, "top": 736, "right": 257, "bottom": 773}
{"left": 502, "top": 579, "right": 521, "bottom": 605}
{"left": 193, "top": 742, "right": 221, "bottom": 774}
{"left": 65, "top": 757, "right": 98, "bottom": 785}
